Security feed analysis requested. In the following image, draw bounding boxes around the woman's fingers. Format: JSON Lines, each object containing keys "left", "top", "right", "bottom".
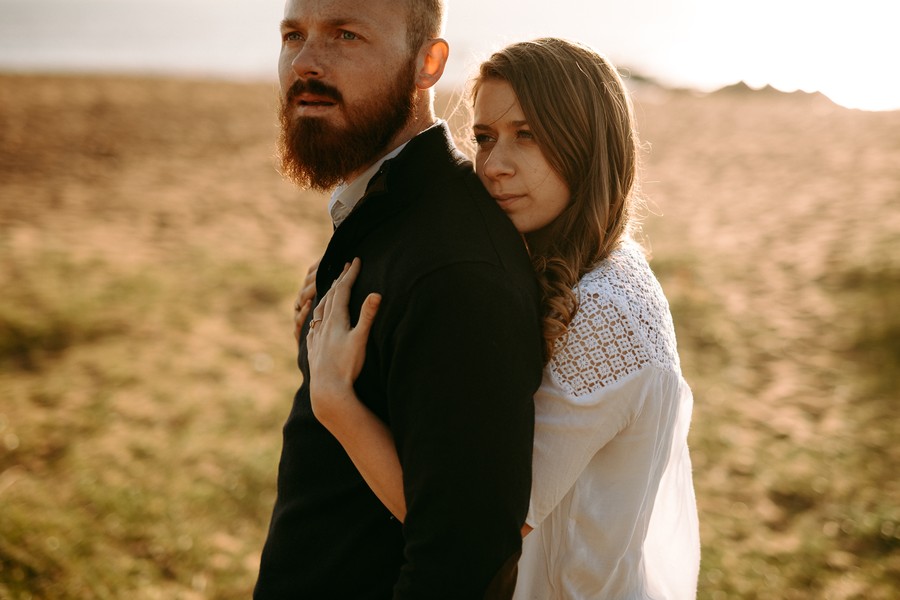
{"left": 307, "top": 265, "right": 346, "bottom": 340}
{"left": 293, "top": 259, "right": 321, "bottom": 340}
{"left": 294, "top": 298, "right": 311, "bottom": 342}
{"left": 342, "top": 258, "right": 362, "bottom": 287}
{"left": 300, "top": 280, "right": 316, "bottom": 306}
{"left": 318, "top": 287, "right": 334, "bottom": 327}
{"left": 306, "top": 258, "right": 320, "bottom": 278}
{"left": 300, "top": 259, "right": 320, "bottom": 302}
{"left": 309, "top": 287, "right": 328, "bottom": 333}
{"left": 307, "top": 258, "right": 374, "bottom": 342}
{"left": 352, "top": 293, "right": 382, "bottom": 344}
{"left": 324, "top": 260, "right": 356, "bottom": 324}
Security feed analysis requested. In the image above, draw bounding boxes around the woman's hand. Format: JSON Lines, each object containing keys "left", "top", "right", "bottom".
{"left": 293, "top": 259, "right": 320, "bottom": 342}
{"left": 304, "top": 259, "right": 405, "bottom": 520}
{"left": 306, "top": 258, "right": 381, "bottom": 427}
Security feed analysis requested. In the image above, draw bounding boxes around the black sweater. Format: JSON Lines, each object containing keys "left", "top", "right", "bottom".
{"left": 255, "top": 123, "right": 544, "bottom": 599}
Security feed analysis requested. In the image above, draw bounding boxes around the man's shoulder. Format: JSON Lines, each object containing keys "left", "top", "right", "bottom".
{"left": 389, "top": 128, "right": 481, "bottom": 199}
{"left": 327, "top": 122, "right": 535, "bottom": 304}
{"left": 389, "top": 181, "right": 529, "bottom": 288}
{"left": 376, "top": 133, "right": 525, "bottom": 279}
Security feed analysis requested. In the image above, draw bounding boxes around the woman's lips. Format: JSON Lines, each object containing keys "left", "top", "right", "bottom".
{"left": 493, "top": 194, "right": 524, "bottom": 210}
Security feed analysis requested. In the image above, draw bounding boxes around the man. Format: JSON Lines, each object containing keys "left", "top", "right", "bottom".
{"left": 254, "top": 1, "right": 544, "bottom": 597}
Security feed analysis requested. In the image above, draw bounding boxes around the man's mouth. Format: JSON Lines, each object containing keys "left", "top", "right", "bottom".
{"left": 294, "top": 92, "right": 337, "bottom": 106}
{"left": 297, "top": 94, "right": 337, "bottom": 106}
{"left": 284, "top": 78, "right": 343, "bottom": 113}
{"left": 295, "top": 94, "right": 337, "bottom": 108}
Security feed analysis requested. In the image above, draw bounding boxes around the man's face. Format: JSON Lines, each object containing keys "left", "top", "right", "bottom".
{"left": 278, "top": 0, "right": 419, "bottom": 190}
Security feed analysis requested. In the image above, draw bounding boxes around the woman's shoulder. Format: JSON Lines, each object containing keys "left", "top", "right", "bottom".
{"left": 548, "top": 238, "right": 681, "bottom": 398}
{"left": 578, "top": 237, "right": 652, "bottom": 290}
{"left": 576, "top": 238, "right": 672, "bottom": 318}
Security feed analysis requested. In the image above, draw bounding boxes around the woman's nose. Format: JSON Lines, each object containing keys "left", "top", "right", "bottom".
{"left": 481, "top": 145, "right": 515, "bottom": 180}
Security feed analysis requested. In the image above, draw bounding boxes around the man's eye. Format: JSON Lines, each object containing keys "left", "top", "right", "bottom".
{"left": 283, "top": 32, "right": 302, "bottom": 42}
{"left": 339, "top": 30, "right": 358, "bottom": 41}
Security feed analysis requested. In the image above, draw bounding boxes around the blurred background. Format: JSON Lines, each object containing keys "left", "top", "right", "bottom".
{"left": 1, "top": 1, "right": 898, "bottom": 598}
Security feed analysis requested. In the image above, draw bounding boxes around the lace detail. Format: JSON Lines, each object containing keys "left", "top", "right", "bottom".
{"left": 549, "top": 239, "right": 680, "bottom": 398}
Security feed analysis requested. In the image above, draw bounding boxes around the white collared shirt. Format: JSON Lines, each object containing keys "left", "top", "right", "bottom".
{"left": 328, "top": 121, "right": 443, "bottom": 227}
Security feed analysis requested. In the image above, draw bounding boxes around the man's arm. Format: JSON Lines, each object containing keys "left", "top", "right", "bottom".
{"left": 385, "top": 262, "right": 543, "bottom": 599}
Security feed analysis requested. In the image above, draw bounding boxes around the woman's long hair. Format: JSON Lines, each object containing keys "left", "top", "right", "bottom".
{"left": 473, "top": 38, "right": 642, "bottom": 361}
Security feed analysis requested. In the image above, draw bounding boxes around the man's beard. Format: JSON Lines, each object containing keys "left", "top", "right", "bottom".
{"left": 278, "top": 58, "right": 418, "bottom": 191}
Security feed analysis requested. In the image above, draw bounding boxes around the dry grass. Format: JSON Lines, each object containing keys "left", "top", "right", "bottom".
{"left": 638, "top": 87, "right": 900, "bottom": 598}
{"left": 1, "top": 73, "right": 898, "bottom": 599}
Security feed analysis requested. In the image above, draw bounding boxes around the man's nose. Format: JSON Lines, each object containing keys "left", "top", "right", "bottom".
{"left": 292, "top": 38, "right": 324, "bottom": 79}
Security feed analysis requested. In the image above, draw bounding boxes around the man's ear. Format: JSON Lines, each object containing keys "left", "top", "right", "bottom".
{"left": 415, "top": 38, "right": 449, "bottom": 90}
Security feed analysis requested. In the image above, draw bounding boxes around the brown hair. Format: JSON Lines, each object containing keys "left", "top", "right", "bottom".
{"left": 473, "top": 38, "right": 642, "bottom": 361}
{"left": 404, "top": 0, "right": 444, "bottom": 53}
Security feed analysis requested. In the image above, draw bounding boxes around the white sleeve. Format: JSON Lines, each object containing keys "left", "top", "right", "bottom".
{"left": 525, "top": 287, "right": 657, "bottom": 527}
{"left": 526, "top": 368, "right": 656, "bottom": 527}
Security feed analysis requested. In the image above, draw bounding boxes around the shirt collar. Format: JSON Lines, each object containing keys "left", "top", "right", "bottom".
{"left": 329, "top": 120, "right": 443, "bottom": 227}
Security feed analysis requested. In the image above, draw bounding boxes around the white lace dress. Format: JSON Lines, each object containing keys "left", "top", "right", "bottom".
{"left": 514, "top": 239, "right": 700, "bottom": 599}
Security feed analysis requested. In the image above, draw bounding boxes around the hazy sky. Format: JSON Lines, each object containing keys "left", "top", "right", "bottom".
{"left": 0, "top": 0, "right": 897, "bottom": 110}
{"left": 445, "top": 0, "right": 900, "bottom": 111}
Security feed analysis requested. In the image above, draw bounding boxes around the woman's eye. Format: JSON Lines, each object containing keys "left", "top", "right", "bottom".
{"left": 516, "top": 129, "right": 534, "bottom": 140}
{"left": 473, "top": 134, "right": 495, "bottom": 147}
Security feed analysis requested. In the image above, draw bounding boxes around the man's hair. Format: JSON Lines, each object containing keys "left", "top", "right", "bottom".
{"left": 474, "top": 38, "right": 642, "bottom": 361}
{"left": 404, "top": 0, "right": 444, "bottom": 53}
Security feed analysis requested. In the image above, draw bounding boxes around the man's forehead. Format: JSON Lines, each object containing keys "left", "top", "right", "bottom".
{"left": 284, "top": 0, "right": 404, "bottom": 23}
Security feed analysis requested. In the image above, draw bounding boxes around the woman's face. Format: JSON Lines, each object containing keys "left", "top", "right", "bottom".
{"left": 473, "top": 79, "right": 570, "bottom": 234}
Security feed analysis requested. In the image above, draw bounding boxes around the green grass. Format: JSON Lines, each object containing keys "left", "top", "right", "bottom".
{"left": 0, "top": 246, "right": 298, "bottom": 600}
{"left": 3, "top": 207, "right": 898, "bottom": 600}
{"left": 0, "top": 251, "right": 153, "bottom": 371}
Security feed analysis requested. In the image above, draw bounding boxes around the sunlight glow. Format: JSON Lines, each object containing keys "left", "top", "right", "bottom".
{"left": 444, "top": 0, "right": 900, "bottom": 111}
{"left": 0, "top": 0, "right": 897, "bottom": 111}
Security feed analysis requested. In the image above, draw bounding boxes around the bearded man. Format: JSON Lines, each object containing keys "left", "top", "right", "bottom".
{"left": 254, "top": 1, "right": 543, "bottom": 598}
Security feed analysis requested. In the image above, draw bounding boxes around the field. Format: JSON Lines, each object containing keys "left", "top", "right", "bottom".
{"left": 1, "top": 73, "right": 898, "bottom": 599}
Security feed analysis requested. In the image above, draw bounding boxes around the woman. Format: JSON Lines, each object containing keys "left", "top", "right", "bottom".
{"left": 299, "top": 38, "right": 700, "bottom": 599}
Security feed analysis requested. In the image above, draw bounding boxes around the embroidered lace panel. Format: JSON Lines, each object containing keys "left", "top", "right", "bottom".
{"left": 549, "top": 241, "right": 680, "bottom": 398}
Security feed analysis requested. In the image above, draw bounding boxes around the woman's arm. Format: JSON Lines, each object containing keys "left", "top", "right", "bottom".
{"left": 315, "top": 387, "right": 408, "bottom": 521}
{"left": 305, "top": 259, "right": 534, "bottom": 534}
{"left": 306, "top": 259, "right": 407, "bottom": 521}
